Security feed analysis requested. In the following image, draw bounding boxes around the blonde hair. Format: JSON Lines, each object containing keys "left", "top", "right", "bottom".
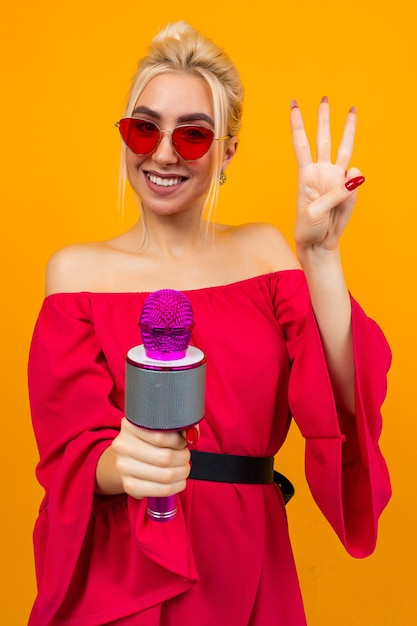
{"left": 118, "top": 22, "right": 244, "bottom": 238}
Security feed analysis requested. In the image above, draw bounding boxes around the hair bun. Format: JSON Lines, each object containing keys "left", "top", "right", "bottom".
{"left": 152, "top": 21, "right": 195, "bottom": 43}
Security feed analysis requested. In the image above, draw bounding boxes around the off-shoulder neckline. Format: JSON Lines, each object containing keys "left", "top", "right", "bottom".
{"left": 44, "top": 269, "right": 304, "bottom": 300}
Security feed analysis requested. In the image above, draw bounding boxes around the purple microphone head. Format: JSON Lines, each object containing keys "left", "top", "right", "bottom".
{"left": 139, "top": 289, "right": 194, "bottom": 360}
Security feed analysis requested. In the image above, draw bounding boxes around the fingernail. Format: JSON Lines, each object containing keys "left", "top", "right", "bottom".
{"left": 290, "top": 99, "right": 299, "bottom": 110}
{"left": 185, "top": 427, "right": 199, "bottom": 446}
{"left": 321, "top": 96, "right": 328, "bottom": 103}
{"left": 349, "top": 105, "right": 356, "bottom": 114}
{"left": 345, "top": 176, "right": 365, "bottom": 191}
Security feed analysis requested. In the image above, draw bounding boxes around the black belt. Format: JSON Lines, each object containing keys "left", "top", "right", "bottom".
{"left": 189, "top": 450, "right": 294, "bottom": 504}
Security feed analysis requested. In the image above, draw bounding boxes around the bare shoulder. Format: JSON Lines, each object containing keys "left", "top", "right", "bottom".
{"left": 45, "top": 241, "right": 111, "bottom": 295}
{"left": 221, "top": 222, "right": 300, "bottom": 273}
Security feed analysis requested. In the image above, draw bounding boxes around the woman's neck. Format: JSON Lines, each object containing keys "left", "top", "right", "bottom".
{"left": 131, "top": 212, "right": 213, "bottom": 259}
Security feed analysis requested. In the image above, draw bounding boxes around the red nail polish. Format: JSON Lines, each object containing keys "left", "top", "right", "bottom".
{"left": 186, "top": 427, "right": 199, "bottom": 446}
{"left": 290, "top": 99, "right": 299, "bottom": 110}
{"left": 321, "top": 95, "right": 328, "bottom": 103}
{"left": 349, "top": 105, "right": 356, "bottom": 114}
{"left": 345, "top": 176, "right": 365, "bottom": 191}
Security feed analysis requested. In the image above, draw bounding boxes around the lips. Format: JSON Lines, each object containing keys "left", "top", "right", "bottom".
{"left": 146, "top": 172, "right": 185, "bottom": 187}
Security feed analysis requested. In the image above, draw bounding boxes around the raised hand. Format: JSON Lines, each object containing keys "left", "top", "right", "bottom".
{"left": 290, "top": 97, "right": 364, "bottom": 253}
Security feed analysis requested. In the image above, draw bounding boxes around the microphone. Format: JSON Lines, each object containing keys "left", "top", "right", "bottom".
{"left": 125, "top": 289, "right": 206, "bottom": 521}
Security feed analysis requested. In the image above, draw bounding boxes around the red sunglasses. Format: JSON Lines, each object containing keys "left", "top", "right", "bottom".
{"left": 116, "top": 117, "right": 229, "bottom": 162}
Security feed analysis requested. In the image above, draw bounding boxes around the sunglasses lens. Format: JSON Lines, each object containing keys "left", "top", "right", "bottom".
{"left": 172, "top": 126, "right": 214, "bottom": 160}
{"left": 118, "top": 118, "right": 159, "bottom": 155}
{"left": 117, "top": 119, "right": 215, "bottom": 160}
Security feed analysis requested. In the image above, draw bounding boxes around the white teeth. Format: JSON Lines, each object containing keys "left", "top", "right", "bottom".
{"left": 147, "top": 173, "right": 182, "bottom": 187}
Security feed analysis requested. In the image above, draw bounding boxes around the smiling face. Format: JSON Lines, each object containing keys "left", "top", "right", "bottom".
{"left": 126, "top": 72, "right": 229, "bottom": 220}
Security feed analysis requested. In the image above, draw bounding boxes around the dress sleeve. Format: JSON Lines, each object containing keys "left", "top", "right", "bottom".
{"left": 28, "top": 295, "right": 197, "bottom": 625}
{"left": 275, "top": 274, "right": 392, "bottom": 558}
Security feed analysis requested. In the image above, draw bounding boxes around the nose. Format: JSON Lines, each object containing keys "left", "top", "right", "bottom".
{"left": 151, "top": 130, "right": 179, "bottom": 165}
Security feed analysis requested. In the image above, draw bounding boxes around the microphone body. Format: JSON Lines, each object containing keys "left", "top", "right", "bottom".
{"left": 125, "top": 290, "right": 206, "bottom": 521}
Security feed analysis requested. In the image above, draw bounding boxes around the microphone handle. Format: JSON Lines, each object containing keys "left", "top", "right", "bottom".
{"left": 147, "top": 495, "right": 178, "bottom": 521}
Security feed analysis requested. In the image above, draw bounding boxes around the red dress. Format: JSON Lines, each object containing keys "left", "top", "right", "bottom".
{"left": 28, "top": 270, "right": 391, "bottom": 625}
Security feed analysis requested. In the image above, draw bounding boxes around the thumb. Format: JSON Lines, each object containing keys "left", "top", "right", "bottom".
{"left": 345, "top": 175, "right": 365, "bottom": 193}
{"left": 183, "top": 424, "right": 200, "bottom": 446}
{"left": 313, "top": 174, "right": 365, "bottom": 214}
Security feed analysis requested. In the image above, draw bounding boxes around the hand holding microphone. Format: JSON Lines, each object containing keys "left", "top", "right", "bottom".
{"left": 124, "top": 289, "right": 206, "bottom": 521}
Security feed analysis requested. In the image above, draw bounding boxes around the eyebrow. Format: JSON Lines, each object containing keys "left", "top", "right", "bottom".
{"left": 131, "top": 105, "right": 214, "bottom": 127}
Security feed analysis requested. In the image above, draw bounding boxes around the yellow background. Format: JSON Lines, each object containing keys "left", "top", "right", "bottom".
{"left": 1, "top": 0, "right": 415, "bottom": 623}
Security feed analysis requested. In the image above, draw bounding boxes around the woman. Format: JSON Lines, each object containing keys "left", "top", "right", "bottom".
{"left": 28, "top": 21, "right": 391, "bottom": 625}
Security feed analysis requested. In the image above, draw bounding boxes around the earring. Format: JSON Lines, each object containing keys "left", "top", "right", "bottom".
{"left": 219, "top": 170, "right": 227, "bottom": 186}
